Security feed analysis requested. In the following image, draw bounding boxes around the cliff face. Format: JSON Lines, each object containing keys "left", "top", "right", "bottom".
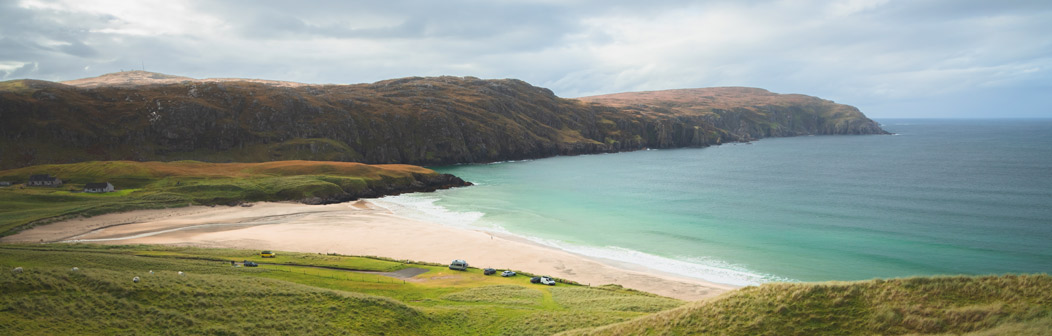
{"left": 0, "top": 73, "right": 886, "bottom": 169}
{"left": 577, "top": 87, "right": 887, "bottom": 140}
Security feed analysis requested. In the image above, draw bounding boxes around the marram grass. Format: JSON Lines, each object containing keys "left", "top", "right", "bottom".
{"left": 560, "top": 274, "right": 1052, "bottom": 336}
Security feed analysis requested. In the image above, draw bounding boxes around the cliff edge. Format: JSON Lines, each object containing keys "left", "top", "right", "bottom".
{"left": 0, "top": 72, "right": 886, "bottom": 169}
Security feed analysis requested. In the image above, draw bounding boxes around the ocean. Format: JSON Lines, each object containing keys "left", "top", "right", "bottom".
{"left": 374, "top": 119, "right": 1052, "bottom": 286}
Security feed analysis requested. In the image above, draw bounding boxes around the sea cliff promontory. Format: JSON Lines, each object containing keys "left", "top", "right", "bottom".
{"left": 0, "top": 71, "right": 886, "bottom": 169}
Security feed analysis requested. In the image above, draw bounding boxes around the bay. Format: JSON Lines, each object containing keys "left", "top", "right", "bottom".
{"left": 376, "top": 119, "right": 1052, "bottom": 285}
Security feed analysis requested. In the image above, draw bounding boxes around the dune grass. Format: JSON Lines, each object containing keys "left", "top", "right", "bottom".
{"left": 551, "top": 286, "right": 683, "bottom": 313}
{"left": 561, "top": 274, "right": 1052, "bottom": 336}
{"left": 2, "top": 244, "right": 1047, "bottom": 335}
{"left": 0, "top": 160, "right": 441, "bottom": 237}
{"left": 0, "top": 244, "right": 684, "bottom": 335}
{"left": 441, "top": 285, "right": 546, "bottom": 306}
{"left": 0, "top": 257, "right": 424, "bottom": 335}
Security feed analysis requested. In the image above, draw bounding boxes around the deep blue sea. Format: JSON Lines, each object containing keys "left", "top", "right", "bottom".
{"left": 375, "top": 119, "right": 1052, "bottom": 286}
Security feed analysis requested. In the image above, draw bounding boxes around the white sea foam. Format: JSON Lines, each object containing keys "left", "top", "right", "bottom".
{"left": 515, "top": 236, "right": 791, "bottom": 286}
{"left": 486, "top": 159, "right": 533, "bottom": 165}
{"left": 372, "top": 194, "right": 790, "bottom": 286}
{"left": 372, "top": 194, "right": 486, "bottom": 230}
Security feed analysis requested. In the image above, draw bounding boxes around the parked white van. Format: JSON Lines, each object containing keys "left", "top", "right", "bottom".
{"left": 449, "top": 259, "right": 468, "bottom": 270}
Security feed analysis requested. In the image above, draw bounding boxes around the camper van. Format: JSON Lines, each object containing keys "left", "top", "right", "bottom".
{"left": 448, "top": 259, "right": 468, "bottom": 271}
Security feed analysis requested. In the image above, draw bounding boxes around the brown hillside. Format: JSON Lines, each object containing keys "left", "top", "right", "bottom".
{"left": 580, "top": 87, "right": 825, "bottom": 115}
{"left": 579, "top": 87, "right": 885, "bottom": 137}
{"left": 0, "top": 72, "right": 885, "bottom": 169}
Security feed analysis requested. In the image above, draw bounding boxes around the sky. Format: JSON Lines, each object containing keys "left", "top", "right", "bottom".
{"left": 1, "top": 0, "right": 1050, "bottom": 118}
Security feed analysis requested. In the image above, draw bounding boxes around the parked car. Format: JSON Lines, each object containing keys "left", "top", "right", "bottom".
{"left": 501, "top": 270, "right": 516, "bottom": 277}
{"left": 540, "top": 276, "right": 556, "bottom": 286}
{"left": 449, "top": 259, "right": 468, "bottom": 271}
{"left": 243, "top": 260, "right": 258, "bottom": 267}
{"left": 483, "top": 268, "right": 496, "bottom": 275}
{"left": 530, "top": 276, "right": 556, "bottom": 285}
{"left": 260, "top": 250, "right": 276, "bottom": 258}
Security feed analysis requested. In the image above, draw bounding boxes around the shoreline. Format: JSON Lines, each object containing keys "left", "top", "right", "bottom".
{"left": 1, "top": 201, "right": 737, "bottom": 301}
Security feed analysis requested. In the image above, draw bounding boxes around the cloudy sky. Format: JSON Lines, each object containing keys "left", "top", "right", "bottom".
{"left": 1, "top": 0, "right": 1049, "bottom": 118}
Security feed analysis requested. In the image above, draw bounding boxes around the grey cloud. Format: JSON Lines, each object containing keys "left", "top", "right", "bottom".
{"left": 57, "top": 40, "right": 98, "bottom": 57}
{"left": 204, "top": 0, "right": 577, "bottom": 40}
{"left": 1, "top": 0, "right": 1049, "bottom": 117}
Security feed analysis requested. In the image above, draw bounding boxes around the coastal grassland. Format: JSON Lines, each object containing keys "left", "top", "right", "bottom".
{"left": 0, "top": 244, "right": 683, "bottom": 335}
{"left": 0, "top": 160, "right": 450, "bottom": 237}
{"left": 561, "top": 274, "right": 1052, "bottom": 336}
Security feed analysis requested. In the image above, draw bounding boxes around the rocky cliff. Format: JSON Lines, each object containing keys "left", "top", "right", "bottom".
{"left": 0, "top": 72, "right": 886, "bottom": 169}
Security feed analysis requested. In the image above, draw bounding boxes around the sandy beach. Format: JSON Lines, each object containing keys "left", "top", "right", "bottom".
{"left": 2, "top": 201, "right": 736, "bottom": 301}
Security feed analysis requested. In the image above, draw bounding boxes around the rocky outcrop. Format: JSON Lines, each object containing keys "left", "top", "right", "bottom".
{"left": 301, "top": 172, "right": 471, "bottom": 205}
{"left": 0, "top": 74, "right": 887, "bottom": 169}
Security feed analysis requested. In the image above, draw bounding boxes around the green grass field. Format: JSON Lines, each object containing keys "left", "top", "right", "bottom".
{"left": 0, "top": 160, "right": 442, "bottom": 237}
{"left": 0, "top": 244, "right": 681, "bottom": 335}
{"left": 1, "top": 244, "right": 1048, "bottom": 335}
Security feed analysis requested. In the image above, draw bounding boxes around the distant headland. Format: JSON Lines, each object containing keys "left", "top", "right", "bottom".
{"left": 0, "top": 71, "right": 886, "bottom": 170}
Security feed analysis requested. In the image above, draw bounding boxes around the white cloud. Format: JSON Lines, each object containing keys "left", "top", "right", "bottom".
{"left": 0, "top": 61, "right": 30, "bottom": 73}
{"left": 21, "top": 0, "right": 225, "bottom": 37}
{"left": 827, "top": 0, "right": 890, "bottom": 17}
{"left": 2, "top": 0, "right": 1050, "bottom": 117}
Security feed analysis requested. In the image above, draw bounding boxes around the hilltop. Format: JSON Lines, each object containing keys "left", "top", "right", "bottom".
{"left": 60, "top": 70, "right": 310, "bottom": 88}
{"left": 0, "top": 72, "right": 885, "bottom": 169}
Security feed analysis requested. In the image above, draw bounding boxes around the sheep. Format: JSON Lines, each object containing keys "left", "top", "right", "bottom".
{"left": 71, "top": 267, "right": 79, "bottom": 271}
{"left": 12, "top": 267, "right": 23, "bottom": 274}
{"left": 178, "top": 271, "right": 184, "bottom": 276}
{"left": 132, "top": 276, "right": 140, "bottom": 283}
{"left": 149, "top": 270, "right": 154, "bottom": 274}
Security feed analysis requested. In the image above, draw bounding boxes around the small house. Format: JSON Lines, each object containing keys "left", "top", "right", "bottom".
{"left": 0, "top": 181, "right": 10, "bottom": 186}
{"left": 84, "top": 182, "right": 115, "bottom": 193}
{"left": 28, "top": 174, "right": 63, "bottom": 187}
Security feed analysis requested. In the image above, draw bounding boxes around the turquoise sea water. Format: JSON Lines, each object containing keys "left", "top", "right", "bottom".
{"left": 375, "top": 119, "right": 1052, "bottom": 285}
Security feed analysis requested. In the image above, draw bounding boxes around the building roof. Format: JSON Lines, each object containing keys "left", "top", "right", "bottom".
{"left": 84, "top": 182, "right": 112, "bottom": 189}
{"left": 29, "top": 174, "right": 56, "bottom": 181}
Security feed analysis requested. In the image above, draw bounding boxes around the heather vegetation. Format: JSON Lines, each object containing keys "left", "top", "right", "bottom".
{"left": 0, "top": 73, "right": 885, "bottom": 170}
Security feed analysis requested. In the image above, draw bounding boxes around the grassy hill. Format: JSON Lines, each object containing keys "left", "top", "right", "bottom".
{"left": 0, "top": 244, "right": 681, "bottom": 335}
{"left": 1, "top": 244, "right": 1047, "bottom": 335}
{"left": 561, "top": 274, "right": 1052, "bottom": 336}
{"left": 0, "top": 72, "right": 885, "bottom": 170}
{"left": 0, "top": 160, "right": 468, "bottom": 237}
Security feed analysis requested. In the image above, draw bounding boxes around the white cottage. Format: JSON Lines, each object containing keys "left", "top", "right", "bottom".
{"left": 84, "top": 182, "right": 115, "bottom": 193}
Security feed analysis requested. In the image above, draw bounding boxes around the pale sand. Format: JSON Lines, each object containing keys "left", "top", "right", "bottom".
{"left": 2, "top": 201, "right": 737, "bottom": 301}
